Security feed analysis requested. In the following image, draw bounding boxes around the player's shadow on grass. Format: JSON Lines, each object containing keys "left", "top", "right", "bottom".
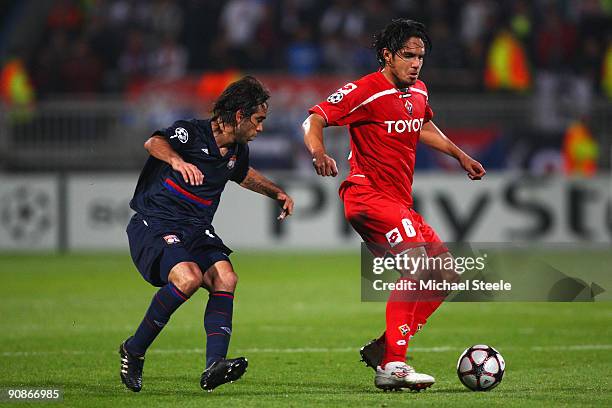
{"left": 200, "top": 385, "right": 473, "bottom": 398}
{"left": 215, "top": 380, "right": 379, "bottom": 396}
{"left": 426, "top": 388, "right": 474, "bottom": 394}
{"left": 59, "top": 378, "right": 496, "bottom": 398}
{"left": 148, "top": 376, "right": 477, "bottom": 396}
{"left": 60, "top": 379, "right": 519, "bottom": 398}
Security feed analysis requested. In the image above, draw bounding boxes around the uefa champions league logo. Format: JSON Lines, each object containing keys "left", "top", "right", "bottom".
{"left": 327, "top": 91, "right": 344, "bottom": 104}
{"left": 0, "top": 186, "right": 52, "bottom": 244}
{"left": 327, "top": 82, "right": 357, "bottom": 104}
{"left": 171, "top": 127, "right": 189, "bottom": 143}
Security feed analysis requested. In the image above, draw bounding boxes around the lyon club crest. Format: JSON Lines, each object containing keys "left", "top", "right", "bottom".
{"left": 227, "top": 155, "right": 236, "bottom": 169}
{"left": 163, "top": 234, "right": 181, "bottom": 244}
{"left": 404, "top": 100, "right": 413, "bottom": 115}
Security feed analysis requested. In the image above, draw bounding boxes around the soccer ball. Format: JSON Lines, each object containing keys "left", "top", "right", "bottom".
{"left": 456, "top": 345, "right": 505, "bottom": 391}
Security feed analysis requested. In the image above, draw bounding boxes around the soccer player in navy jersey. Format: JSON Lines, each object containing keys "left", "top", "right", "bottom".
{"left": 119, "top": 76, "right": 294, "bottom": 392}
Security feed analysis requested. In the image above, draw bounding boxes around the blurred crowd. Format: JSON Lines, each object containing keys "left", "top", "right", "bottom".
{"left": 1, "top": 0, "right": 609, "bottom": 98}
{"left": 0, "top": 0, "right": 610, "bottom": 175}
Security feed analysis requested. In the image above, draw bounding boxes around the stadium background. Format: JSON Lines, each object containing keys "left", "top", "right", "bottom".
{"left": 0, "top": 0, "right": 611, "bottom": 250}
{"left": 0, "top": 1, "right": 611, "bottom": 406}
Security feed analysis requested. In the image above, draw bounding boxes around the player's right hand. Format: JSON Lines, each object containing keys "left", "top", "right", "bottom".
{"left": 171, "top": 159, "right": 204, "bottom": 185}
{"left": 312, "top": 152, "right": 338, "bottom": 177}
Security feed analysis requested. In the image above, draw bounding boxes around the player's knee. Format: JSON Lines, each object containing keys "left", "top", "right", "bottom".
{"left": 169, "top": 262, "right": 203, "bottom": 295}
{"left": 216, "top": 270, "right": 238, "bottom": 292}
{"left": 397, "top": 246, "right": 428, "bottom": 279}
{"left": 206, "top": 260, "right": 238, "bottom": 292}
{"left": 178, "top": 270, "right": 204, "bottom": 295}
{"left": 210, "top": 268, "right": 237, "bottom": 292}
{"left": 228, "top": 272, "right": 238, "bottom": 289}
{"left": 431, "top": 252, "right": 459, "bottom": 282}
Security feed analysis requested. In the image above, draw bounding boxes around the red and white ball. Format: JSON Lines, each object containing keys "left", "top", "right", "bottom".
{"left": 457, "top": 345, "right": 505, "bottom": 391}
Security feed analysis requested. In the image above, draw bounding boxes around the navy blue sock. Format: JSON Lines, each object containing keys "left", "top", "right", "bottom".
{"left": 126, "top": 282, "right": 190, "bottom": 356}
{"left": 204, "top": 291, "right": 234, "bottom": 368}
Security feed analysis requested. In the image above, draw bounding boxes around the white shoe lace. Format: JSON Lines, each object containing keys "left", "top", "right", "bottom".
{"left": 401, "top": 365, "right": 416, "bottom": 374}
{"left": 384, "top": 362, "right": 415, "bottom": 374}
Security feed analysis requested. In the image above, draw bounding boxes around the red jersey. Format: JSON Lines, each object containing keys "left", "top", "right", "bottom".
{"left": 309, "top": 71, "right": 433, "bottom": 208}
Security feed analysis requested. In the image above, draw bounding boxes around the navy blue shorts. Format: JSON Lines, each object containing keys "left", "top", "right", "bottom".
{"left": 126, "top": 213, "right": 232, "bottom": 287}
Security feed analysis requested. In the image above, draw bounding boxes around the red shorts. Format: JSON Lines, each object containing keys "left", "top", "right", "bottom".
{"left": 340, "top": 182, "right": 448, "bottom": 257}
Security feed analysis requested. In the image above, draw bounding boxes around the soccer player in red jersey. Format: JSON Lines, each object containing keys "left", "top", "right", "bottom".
{"left": 303, "top": 19, "right": 486, "bottom": 391}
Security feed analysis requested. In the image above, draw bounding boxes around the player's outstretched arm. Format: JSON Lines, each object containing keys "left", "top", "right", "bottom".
{"left": 144, "top": 135, "right": 204, "bottom": 185}
{"left": 419, "top": 121, "right": 486, "bottom": 180}
{"left": 302, "top": 114, "right": 338, "bottom": 177}
{"left": 239, "top": 167, "right": 294, "bottom": 220}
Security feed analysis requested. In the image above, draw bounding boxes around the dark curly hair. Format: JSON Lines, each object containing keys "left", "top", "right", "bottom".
{"left": 373, "top": 19, "right": 432, "bottom": 68}
{"left": 212, "top": 76, "right": 270, "bottom": 125}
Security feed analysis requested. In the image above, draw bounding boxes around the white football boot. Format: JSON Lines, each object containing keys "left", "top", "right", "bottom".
{"left": 374, "top": 361, "right": 435, "bottom": 391}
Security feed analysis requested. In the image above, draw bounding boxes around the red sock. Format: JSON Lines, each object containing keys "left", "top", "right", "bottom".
{"left": 381, "top": 277, "right": 418, "bottom": 368}
{"left": 410, "top": 289, "right": 446, "bottom": 337}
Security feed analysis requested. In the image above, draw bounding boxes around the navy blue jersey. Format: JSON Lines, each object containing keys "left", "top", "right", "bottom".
{"left": 130, "top": 118, "right": 249, "bottom": 224}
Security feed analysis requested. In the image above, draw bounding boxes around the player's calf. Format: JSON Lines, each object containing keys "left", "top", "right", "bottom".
{"left": 203, "top": 261, "right": 238, "bottom": 368}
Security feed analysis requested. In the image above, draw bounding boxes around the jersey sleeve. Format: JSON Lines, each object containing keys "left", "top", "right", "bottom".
{"left": 153, "top": 119, "right": 197, "bottom": 152}
{"left": 230, "top": 144, "right": 250, "bottom": 183}
{"left": 421, "top": 83, "right": 434, "bottom": 122}
{"left": 425, "top": 102, "right": 434, "bottom": 122}
{"left": 308, "top": 81, "right": 371, "bottom": 126}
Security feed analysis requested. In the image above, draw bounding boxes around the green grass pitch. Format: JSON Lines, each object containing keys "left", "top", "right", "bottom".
{"left": 1, "top": 252, "right": 611, "bottom": 407}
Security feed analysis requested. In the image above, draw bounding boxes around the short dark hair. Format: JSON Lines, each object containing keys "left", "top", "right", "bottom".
{"left": 212, "top": 76, "right": 270, "bottom": 125}
{"left": 373, "top": 19, "right": 432, "bottom": 68}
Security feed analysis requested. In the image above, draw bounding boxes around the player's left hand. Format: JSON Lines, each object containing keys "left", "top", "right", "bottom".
{"left": 459, "top": 154, "right": 486, "bottom": 180}
{"left": 276, "top": 192, "right": 294, "bottom": 221}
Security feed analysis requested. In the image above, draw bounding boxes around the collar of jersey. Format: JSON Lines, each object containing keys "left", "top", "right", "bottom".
{"left": 203, "top": 119, "right": 237, "bottom": 158}
{"left": 375, "top": 71, "right": 413, "bottom": 96}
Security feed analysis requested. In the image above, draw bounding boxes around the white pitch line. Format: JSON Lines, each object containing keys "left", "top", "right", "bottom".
{"left": 147, "top": 346, "right": 455, "bottom": 354}
{"left": 2, "top": 344, "right": 611, "bottom": 357}
{"left": 530, "top": 344, "right": 612, "bottom": 351}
